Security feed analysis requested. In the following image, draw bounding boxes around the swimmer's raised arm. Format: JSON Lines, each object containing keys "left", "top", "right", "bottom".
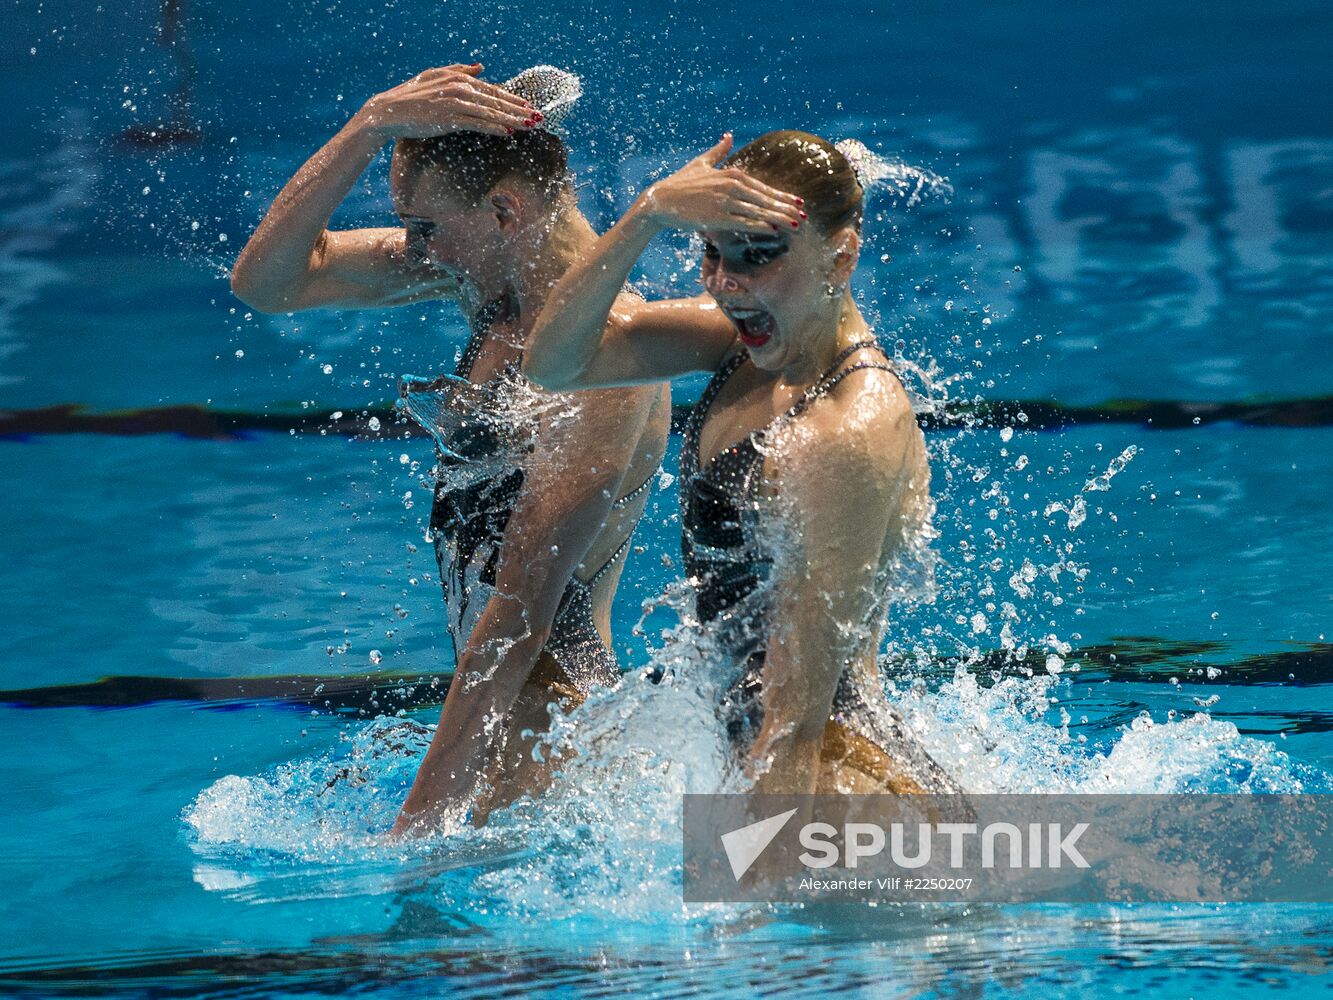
{"left": 523, "top": 134, "right": 805, "bottom": 389}
{"left": 230, "top": 64, "right": 536, "bottom": 313}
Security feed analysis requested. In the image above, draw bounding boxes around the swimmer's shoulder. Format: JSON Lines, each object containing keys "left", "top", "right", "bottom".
{"left": 799, "top": 361, "right": 921, "bottom": 483}
{"left": 823, "top": 352, "right": 914, "bottom": 429}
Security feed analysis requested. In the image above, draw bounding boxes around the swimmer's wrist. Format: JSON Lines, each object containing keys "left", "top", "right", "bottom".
{"left": 626, "top": 192, "right": 669, "bottom": 234}
{"left": 347, "top": 104, "right": 394, "bottom": 146}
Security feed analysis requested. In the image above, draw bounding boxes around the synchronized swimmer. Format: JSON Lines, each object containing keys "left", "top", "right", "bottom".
{"left": 232, "top": 62, "right": 957, "bottom": 832}
{"left": 231, "top": 63, "right": 670, "bottom": 833}
{"left": 525, "top": 131, "right": 957, "bottom": 797}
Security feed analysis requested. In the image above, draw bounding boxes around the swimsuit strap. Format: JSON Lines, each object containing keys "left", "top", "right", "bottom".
{"left": 683, "top": 349, "right": 749, "bottom": 479}
{"left": 587, "top": 534, "right": 635, "bottom": 587}
{"left": 824, "top": 338, "right": 885, "bottom": 374}
{"left": 456, "top": 294, "right": 519, "bottom": 379}
{"left": 783, "top": 339, "right": 888, "bottom": 420}
{"left": 806, "top": 362, "right": 898, "bottom": 399}
{"left": 568, "top": 465, "right": 658, "bottom": 590}
{"left": 610, "top": 467, "right": 657, "bottom": 509}
{"left": 567, "top": 533, "right": 635, "bottom": 593}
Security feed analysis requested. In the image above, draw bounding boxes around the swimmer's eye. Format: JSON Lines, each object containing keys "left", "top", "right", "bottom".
{"left": 741, "top": 245, "right": 785, "bottom": 266}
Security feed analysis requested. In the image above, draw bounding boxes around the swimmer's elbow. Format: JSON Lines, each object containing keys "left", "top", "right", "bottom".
{"left": 228, "top": 245, "right": 307, "bottom": 314}
{"left": 229, "top": 266, "right": 294, "bottom": 315}
{"left": 521, "top": 343, "right": 580, "bottom": 392}
{"left": 229, "top": 259, "right": 272, "bottom": 312}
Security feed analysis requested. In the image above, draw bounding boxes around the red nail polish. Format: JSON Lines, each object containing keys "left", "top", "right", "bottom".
{"left": 790, "top": 220, "right": 799, "bottom": 228}
{"left": 506, "top": 126, "right": 514, "bottom": 135}
{"left": 795, "top": 197, "right": 805, "bottom": 206}
{"left": 532, "top": 111, "right": 544, "bottom": 122}
{"left": 799, "top": 211, "right": 807, "bottom": 219}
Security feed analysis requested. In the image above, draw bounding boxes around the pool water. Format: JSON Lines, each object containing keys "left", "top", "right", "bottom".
{"left": 3, "top": 0, "right": 1331, "bottom": 995}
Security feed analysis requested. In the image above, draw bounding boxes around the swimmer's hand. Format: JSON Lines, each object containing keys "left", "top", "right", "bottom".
{"left": 354, "top": 63, "right": 540, "bottom": 140}
{"left": 632, "top": 133, "right": 806, "bottom": 235}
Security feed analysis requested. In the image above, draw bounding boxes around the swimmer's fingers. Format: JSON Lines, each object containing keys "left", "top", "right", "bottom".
{"left": 720, "top": 212, "right": 790, "bottom": 235}
{"left": 717, "top": 199, "right": 796, "bottom": 233}
{"left": 403, "top": 69, "right": 534, "bottom": 118}
{"left": 451, "top": 87, "right": 541, "bottom": 126}
{"left": 475, "top": 91, "right": 540, "bottom": 122}
{"left": 415, "top": 79, "right": 533, "bottom": 119}
{"left": 391, "top": 82, "right": 534, "bottom": 134}
{"left": 440, "top": 98, "right": 537, "bottom": 135}
{"left": 463, "top": 78, "right": 538, "bottom": 117}
{"left": 726, "top": 170, "right": 805, "bottom": 213}
{"left": 458, "top": 114, "right": 530, "bottom": 137}
{"left": 719, "top": 173, "right": 805, "bottom": 229}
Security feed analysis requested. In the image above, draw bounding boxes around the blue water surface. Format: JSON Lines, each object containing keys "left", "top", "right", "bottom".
{"left": 2, "top": 0, "right": 1331, "bottom": 996}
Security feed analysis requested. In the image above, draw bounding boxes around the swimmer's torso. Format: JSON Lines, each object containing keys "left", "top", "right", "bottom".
{"left": 680, "top": 339, "right": 958, "bottom": 795}
{"left": 421, "top": 294, "right": 657, "bottom": 697}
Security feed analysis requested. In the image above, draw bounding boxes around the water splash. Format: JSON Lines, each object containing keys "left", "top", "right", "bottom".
{"left": 1044, "top": 445, "right": 1139, "bottom": 530}
{"left": 835, "top": 139, "right": 954, "bottom": 207}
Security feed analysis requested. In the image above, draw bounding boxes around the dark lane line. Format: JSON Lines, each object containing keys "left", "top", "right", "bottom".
{"left": 2, "top": 641, "right": 1328, "bottom": 715}
{"left": 2, "top": 396, "right": 1332, "bottom": 442}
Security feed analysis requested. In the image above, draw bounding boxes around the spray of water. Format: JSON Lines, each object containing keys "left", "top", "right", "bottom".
{"left": 179, "top": 126, "right": 1327, "bottom": 928}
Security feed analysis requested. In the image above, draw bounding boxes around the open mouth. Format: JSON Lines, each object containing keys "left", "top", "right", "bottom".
{"left": 725, "top": 308, "right": 776, "bottom": 348}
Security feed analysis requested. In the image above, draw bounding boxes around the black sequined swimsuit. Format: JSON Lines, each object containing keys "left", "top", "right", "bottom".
{"left": 680, "top": 339, "right": 959, "bottom": 793}
{"left": 425, "top": 299, "right": 653, "bottom": 694}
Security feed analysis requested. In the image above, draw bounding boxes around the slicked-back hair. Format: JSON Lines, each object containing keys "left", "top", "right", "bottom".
{"left": 726, "top": 130, "right": 862, "bottom": 234}
{"left": 396, "top": 129, "right": 569, "bottom": 204}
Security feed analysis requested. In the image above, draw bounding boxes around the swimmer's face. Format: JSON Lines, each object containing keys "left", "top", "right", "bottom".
{"left": 700, "top": 209, "right": 859, "bottom": 372}
{"left": 390, "top": 153, "right": 510, "bottom": 282}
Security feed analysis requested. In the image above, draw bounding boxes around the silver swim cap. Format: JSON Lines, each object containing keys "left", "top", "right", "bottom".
{"left": 502, "top": 65, "right": 583, "bottom": 136}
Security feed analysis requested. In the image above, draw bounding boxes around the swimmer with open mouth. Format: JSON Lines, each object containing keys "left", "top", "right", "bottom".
{"left": 524, "top": 130, "right": 961, "bottom": 801}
